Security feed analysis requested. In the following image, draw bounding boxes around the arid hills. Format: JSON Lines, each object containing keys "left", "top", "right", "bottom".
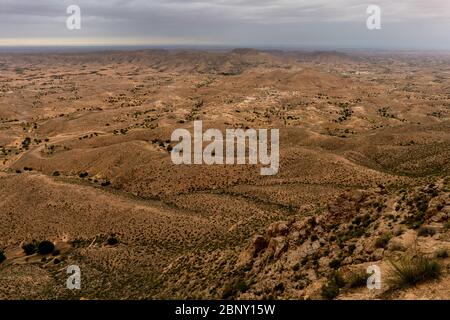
{"left": 0, "top": 49, "right": 449, "bottom": 299}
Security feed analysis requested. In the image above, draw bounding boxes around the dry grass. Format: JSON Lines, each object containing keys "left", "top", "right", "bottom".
{"left": 388, "top": 254, "right": 442, "bottom": 289}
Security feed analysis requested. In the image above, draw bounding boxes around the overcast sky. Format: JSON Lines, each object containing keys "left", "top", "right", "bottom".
{"left": 0, "top": 0, "right": 449, "bottom": 49}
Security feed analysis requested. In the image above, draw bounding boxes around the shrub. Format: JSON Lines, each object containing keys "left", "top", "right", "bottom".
{"left": 22, "top": 241, "right": 38, "bottom": 255}
{"left": 0, "top": 250, "right": 6, "bottom": 263}
{"left": 388, "top": 254, "right": 441, "bottom": 289}
{"left": 107, "top": 236, "right": 118, "bottom": 246}
{"left": 101, "top": 180, "right": 111, "bottom": 187}
{"left": 330, "top": 271, "right": 346, "bottom": 288}
{"left": 435, "top": 249, "right": 448, "bottom": 259}
{"left": 444, "top": 221, "right": 450, "bottom": 231}
{"left": 274, "top": 282, "right": 285, "bottom": 292}
{"left": 375, "top": 233, "right": 391, "bottom": 248}
{"left": 321, "top": 282, "right": 339, "bottom": 300}
{"left": 21, "top": 137, "right": 31, "bottom": 149}
{"left": 417, "top": 226, "right": 435, "bottom": 237}
{"left": 329, "top": 258, "right": 342, "bottom": 270}
{"left": 38, "top": 241, "right": 55, "bottom": 255}
{"left": 78, "top": 171, "right": 88, "bottom": 178}
{"left": 222, "top": 277, "right": 249, "bottom": 299}
{"left": 415, "top": 196, "right": 429, "bottom": 213}
{"left": 346, "top": 269, "right": 368, "bottom": 288}
{"left": 404, "top": 211, "right": 425, "bottom": 229}
{"left": 321, "top": 271, "right": 346, "bottom": 300}
{"left": 347, "top": 244, "right": 356, "bottom": 254}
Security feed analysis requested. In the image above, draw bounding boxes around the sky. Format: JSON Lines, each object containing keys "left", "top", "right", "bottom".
{"left": 0, "top": 0, "right": 450, "bottom": 49}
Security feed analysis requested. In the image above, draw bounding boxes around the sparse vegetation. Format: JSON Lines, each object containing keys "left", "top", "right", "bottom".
{"left": 444, "top": 221, "right": 450, "bottom": 231}
{"left": 222, "top": 276, "right": 249, "bottom": 299}
{"left": 79, "top": 171, "right": 89, "bottom": 178}
{"left": 417, "top": 226, "right": 435, "bottom": 237}
{"left": 1, "top": 50, "right": 449, "bottom": 300}
{"left": 101, "top": 180, "right": 111, "bottom": 187}
{"left": 38, "top": 241, "right": 55, "bottom": 255}
{"left": 329, "top": 258, "right": 342, "bottom": 270}
{"left": 388, "top": 254, "right": 441, "bottom": 289}
{"left": 346, "top": 269, "right": 368, "bottom": 289}
{"left": 435, "top": 249, "right": 448, "bottom": 259}
{"left": 22, "top": 241, "right": 38, "bottom": 255}
{"left": 22, "top": 240, "right": 55, "bottom": 255}
{"left": 107, "top": 236, "right": 118, "bottom": 246}
{"left": 321, "top": 271, "right": 346, "bottom": 300}
{"left": 375, "top": 233, "right": 391, "bottom": 248}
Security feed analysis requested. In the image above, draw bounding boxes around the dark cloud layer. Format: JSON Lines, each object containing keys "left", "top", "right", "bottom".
{"left": 0, "top": 0, "right": 449, "bottom": 49}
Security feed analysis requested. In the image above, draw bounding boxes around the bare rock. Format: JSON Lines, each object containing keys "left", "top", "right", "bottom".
{"left": 237, "top": 235, "right": 268, "bottom": 267}
{"left": 372, "top": 248, "right": 384, "bottom": 261}
{"left": 267, "top": 237, "right": 288, "bottom": 259}
{"left": 267, "top": 221, "right": 289, "bottom": 238}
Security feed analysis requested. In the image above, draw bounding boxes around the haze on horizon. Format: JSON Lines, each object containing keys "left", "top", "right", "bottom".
{"left": 0, "top": 0, "right": 450, "bottom": 50}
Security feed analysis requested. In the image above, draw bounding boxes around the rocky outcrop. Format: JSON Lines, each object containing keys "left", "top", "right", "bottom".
{"left": 229, "top": 179, "right": 450, "bottom": 300}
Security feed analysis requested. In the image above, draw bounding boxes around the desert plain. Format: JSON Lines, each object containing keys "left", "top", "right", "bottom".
{"left": 0, "top": 48, "right": 449, "bottom": 299}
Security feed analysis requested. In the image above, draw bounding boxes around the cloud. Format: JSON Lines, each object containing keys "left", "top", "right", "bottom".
{"left": 0, "top": 0, "right": 449, "bottom": 49}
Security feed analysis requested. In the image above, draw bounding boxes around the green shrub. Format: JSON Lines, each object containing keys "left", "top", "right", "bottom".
{"left": 321, "top": 282, "right": 340, "bottom": 300}
{"left": 101, "top": 180, "right": 111, "bottom": 187}
{"left": 388, "top": 254, "right": 441, "bottom": 289}
{"left": 417, "top": 227, "right": 435, "bottom": 237}
{"left": 321, "top": 271, "right": 346, "bottom": 300}
{"left": 38, "top": 241, "right": 55, "bottom": 255}
{"left": 107, "top": 236, "right": 118, "bottom": 246}
{"left": 347, "top": 244, "right": 356, "bottom": 254}
{"left": 444, "top": 221, "right": 450, "bottom": 231}
{"left": 78, "top": 171, "right": 88, "bottom": 178}
{"left": 375, "top": 233, "right": 391, "bottom": 248}
{"left": 329, "top": 258, "right": 342, "bottom": 270}
{"left": 274, "top": 283, "right": 285, "bottom": 292}
{"left": 435, "top": 249, "right": 448, "bottom": 259}
{"left": 222, "top": 277, "right": 249, "bottom": 299}
{"left": 346, "top": 269, "right": 368, "bottom": 288}
{"left": 22, "top": 241, "right": 38, "bottom": 255}
{"left": 404, "top": 211, "right": 425, "bottom": 229}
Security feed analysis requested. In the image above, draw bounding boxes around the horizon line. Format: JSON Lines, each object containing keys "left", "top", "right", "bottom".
{"left": 1, "top": 44, "right": 450, "bottom": 54}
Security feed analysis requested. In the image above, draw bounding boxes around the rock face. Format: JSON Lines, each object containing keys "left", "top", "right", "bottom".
{"left": 226, "top": 180, "right": 450, "bottom": 300}
{"left": 267, "top": 237, "right": 288, "bottom": 259}
{"left": 237, "top": 235, "right": 268, "bottom": 267}
{"left": 266, "top": 221, "right": 290, "bottom": 238}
